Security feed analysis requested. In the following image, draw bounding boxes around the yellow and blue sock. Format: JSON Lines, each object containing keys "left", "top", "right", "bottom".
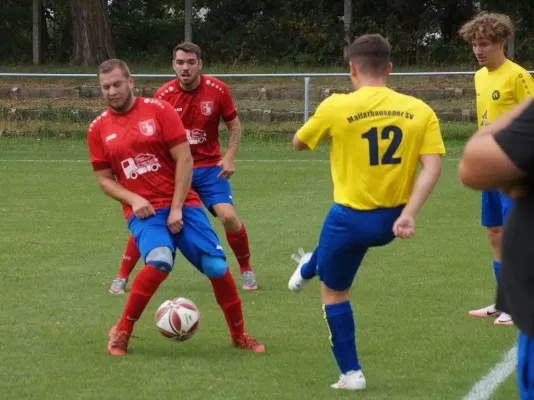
{"left": 323, "top": 301, "right": 360, "bottom": 374}
{"left": 493, "top": 260, "right": 500, "bottom": 283}
{"left": 300, "top": 249, "right": 318, "bottom": 279}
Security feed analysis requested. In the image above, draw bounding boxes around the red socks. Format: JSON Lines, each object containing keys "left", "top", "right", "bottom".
{"left": 116, "top": 265, "right": 168, "bottom": 332}
{"left": 209, "top": 268, "right": 245, "bottom": 338}
{"left": 118, "top": 235, "right": 141, "bottom": 279}
{"left": 225, "top": 224, "right": 251, "bottom": 274}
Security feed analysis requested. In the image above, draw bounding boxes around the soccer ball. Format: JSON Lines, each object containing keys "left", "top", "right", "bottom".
{"left": 155, "top": 297, "right": 200, "bottom": 341}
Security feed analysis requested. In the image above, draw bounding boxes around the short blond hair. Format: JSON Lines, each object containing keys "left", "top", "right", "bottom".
{"left": 459, "top": 12, "right": 513, "bottom": 43}
{"left": 98, "top": 59, "right": 131, "bottom": 78}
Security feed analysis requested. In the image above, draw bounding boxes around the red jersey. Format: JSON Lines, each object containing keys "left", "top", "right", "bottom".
{"left": 87, "top": 96, "right": 201, "bottom": 220}
{"left": 155, "top": 75, "right": 238, "bottom": 168}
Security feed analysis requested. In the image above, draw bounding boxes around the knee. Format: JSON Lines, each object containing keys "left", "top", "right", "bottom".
{"left": 201, "top": 256, "right": 228, "bottom": 278}
{"left": 146, "top": 246, "right": 174, "bottom": 273}
{"left": 487, "top": 227, "right": 502, "bottom": 249}
{"left": 217, "top": 209, "right": 239, "bottom": 227}
{"left": 321, "top": 282, "right": 350, "bottom": 305}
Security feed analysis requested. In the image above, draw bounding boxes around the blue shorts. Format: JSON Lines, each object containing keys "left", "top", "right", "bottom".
{"left": 518, "top": 331, "right": 534, "bottom": 400}
{"left": 192, "top": 166, "right": 233, "bottom": 216}
{"left": 317, "top": 203, "right": 404, "bottom": 291}
{"left": 127, "top": 206, "right": 226, "bottom": 273}
{"left": 481, "top": 190, "right": 513, "bottom": 227}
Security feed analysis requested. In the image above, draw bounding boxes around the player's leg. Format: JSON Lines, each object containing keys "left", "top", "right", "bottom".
{"left": 517, "top": 331, "right": 534, "bottom": 400}
{"left": 173, "top": 206, "right": 265, "bottom": 352}
{"left": 108, "top": 208, "right": 175, "bottom": 356}
{"left": 469, "top": 190, "right": 504, "bottom": 318}
{"left": 193, "top": 165, "right": 258, "bottom": 290}
{"left": 213, "top": 203, "right": 258, "bottom": 290}
{"left": 316, "top": 204, "right": 401, "bottom": 390}
{"left": 313, "top": 204, "right": 366, "bottom": 390}
{"left": 317, "top": 210, "right": 367, "bottom": 391}
{"left": 288, "top": 247, "right": 317, "bottom": 291}
{"left": 109, "top": 234, "right": 141, "bottom": 295}
{"left": 495, "top": 194, "right": 515, "bottom": 326}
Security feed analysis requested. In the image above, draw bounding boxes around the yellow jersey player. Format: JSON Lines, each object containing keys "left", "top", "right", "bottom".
{"left": 460, "top": 12, "right": 534, "bottom": 326}
{"left": 288, "top": 34, "right": 445, "bottom": 390}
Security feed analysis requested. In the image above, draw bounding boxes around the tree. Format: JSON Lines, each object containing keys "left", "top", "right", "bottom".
{"left": 69, "top": 0, "right": 115, "bottom": 66}
{"left": 185, "top": 0, "right": 193, "bottom": 41}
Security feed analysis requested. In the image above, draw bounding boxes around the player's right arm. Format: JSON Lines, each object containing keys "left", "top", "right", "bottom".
{"left": 514, "top": 68, "right": 534, "bottom": 103}
{"left": 93, "top": 169, "right": 155, "bottom": 218}
{"left": 87, "top": 123, "right": 155, "bottom": 219}
{"left": 293, "top": 97, "right": 333, "bottom": 151}
{"left": 393, "top": 108, "right": 445, "bottom": 238}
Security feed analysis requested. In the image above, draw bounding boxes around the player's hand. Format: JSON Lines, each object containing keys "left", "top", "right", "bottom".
{"left": 167, "top": 208, "right": 184, "bottom": 234}
{"left": 216, "top": 156, "right": 236, "bottom": 179}
{"left": 132, "top": 196, "right": 156, "bottom": 219}
{"left": 499, "top": 184, "right": 528, "bottom": 199}
{"left": 393, "top": 214, "right": 415, "bottom": 239}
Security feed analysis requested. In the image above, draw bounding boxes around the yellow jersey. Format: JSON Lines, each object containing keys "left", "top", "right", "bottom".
{"left": 475, "top": 59, "right": 534, "bottom": 127}
{"left": 296, "top": 86, "right": 446, "bottom": 210}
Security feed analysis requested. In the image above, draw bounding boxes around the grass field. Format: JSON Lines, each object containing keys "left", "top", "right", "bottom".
{"left": 0, "top": 135, "right": 521, "bottom": 399}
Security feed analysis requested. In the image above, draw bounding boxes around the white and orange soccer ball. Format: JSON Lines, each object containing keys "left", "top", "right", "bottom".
{"left": 155, "top": 297, "right": 200, "bottom": 341}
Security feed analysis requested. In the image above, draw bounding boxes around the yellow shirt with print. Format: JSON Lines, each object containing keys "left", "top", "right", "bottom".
{"left": 296, "top": 86, "right": 446, "bottom": 210}
{"left": 476, "top": 59, "right": 534, "bottom": 127}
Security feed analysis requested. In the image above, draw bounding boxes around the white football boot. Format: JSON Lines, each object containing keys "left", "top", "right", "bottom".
{"left": 494, "top": 312, "right": 514, "bottom": 326}
{"left": 331, "top": 370, "right": 367, "bottom": 390}
{"left": 288, "top": 248, "right": 313, "bottom": 292}
{"left": 467, "top": 304, "right": 501, "bottom": 318}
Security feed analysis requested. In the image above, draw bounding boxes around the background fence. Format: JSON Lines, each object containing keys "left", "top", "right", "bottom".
{"left": 3, "top": 71, "right": 534, "bottom": 122}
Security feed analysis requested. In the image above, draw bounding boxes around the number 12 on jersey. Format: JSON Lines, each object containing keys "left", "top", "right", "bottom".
{"left": 362, "top": 125, "right": 403, "bottom": 166}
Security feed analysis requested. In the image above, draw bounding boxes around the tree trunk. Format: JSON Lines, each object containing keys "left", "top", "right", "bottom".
{"left": 343, "top": 0, "right": 352, "bottom": 45}
{"left": 69, "top": 0, "right": 115, "bottom": 66}
{"left": 33, "top": 0, "right": 41, "bottom": 65}
{"left": 184, "top": 0, "right": 193, "bottom": 42}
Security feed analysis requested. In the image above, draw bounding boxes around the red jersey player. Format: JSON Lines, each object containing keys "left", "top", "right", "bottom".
{"left": 109, "top": 42, "right": 258, "bottom": 294}
{"left": 88, "top": 58, "right": 265, "bottom": 355}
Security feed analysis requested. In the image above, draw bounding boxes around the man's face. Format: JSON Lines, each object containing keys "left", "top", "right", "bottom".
{"left": 472, "top": 34, "right": 504, "bottom": 67}
{"left": 99, "top": 68, "right": 134, "bottom": 113}
{"left": 173, "top": 50, "right": 203, "bottom": 86}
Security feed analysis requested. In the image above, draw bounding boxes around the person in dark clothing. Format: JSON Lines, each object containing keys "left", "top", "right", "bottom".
{"left": 459, "top": 96, "right": 534, "bottom": 400}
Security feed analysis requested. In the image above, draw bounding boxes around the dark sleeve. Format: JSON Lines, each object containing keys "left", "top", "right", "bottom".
{"left": 494, "top": 100, "right": 534, "bottom": 175}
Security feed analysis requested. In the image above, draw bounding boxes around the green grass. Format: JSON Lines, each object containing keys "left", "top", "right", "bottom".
{"left": 0, "top": 137, "right": 520, "bottom": 399}
{"left": 0, "top": 120, "right": 478, "bottom": 141}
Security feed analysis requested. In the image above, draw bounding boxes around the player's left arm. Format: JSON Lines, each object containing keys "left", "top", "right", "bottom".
{"left": 169, "top": 142, "right": 194, "bottom": 208}
{"left": 393, "top": 109, "right": 445, "bottom": 238}
{"left": 217, "top": 116, "right": 241, "bottom": 179}
{"left": 399, "top": 112, "right": 444, "bottom": 219}
{"left": 293, "top": 98, "right": 332, "bottom": 151}
{"left": 160, "top": 102, "right": 193, "bottom": 233}
{"left": 217, "top": 83, "right": 240, "bottom": 178}
{"left": 459, "top": 96, "right": 534, "bottom": 196}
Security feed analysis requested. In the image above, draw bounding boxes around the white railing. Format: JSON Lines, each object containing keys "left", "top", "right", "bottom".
{"left": 3, "top": 71, "right": 532, "bottom": 122}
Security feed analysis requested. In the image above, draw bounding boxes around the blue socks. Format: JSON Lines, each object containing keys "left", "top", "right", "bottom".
{"left": 300, "top": 248, "right": 318, "bottom": 279}
{"left": 323, "top": 301, "right": 361, "bottom": 374}
{"left": 493, "top": 260, "right": 500, "bottom": 283}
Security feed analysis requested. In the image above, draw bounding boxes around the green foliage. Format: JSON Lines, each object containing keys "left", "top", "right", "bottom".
{"left": 3, "top": 0, "right": 534, "bottom": 67}
{"left": 0, "top": 0, "right": 33, "bottom": 62}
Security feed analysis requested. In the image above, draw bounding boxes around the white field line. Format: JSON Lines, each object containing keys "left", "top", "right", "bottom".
{"left": 0, "top": 157, "right": 461, "bottom": 163}
{"left": 461, "top": 346, "right": 517, "bottom": 400}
